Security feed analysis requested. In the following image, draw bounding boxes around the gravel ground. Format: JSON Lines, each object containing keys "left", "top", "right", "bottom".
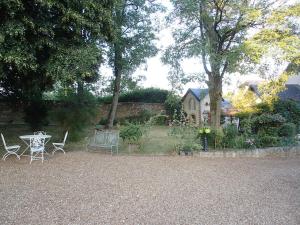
{"left": 0, "top": 152, "right": 299, "bottom": 225}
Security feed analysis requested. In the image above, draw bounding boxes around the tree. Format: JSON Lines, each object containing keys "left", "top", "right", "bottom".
{"left": 229, "top": 87, "right": 259, "bottom": 114}
{"left": 244, "top": 3, "right": 300, "bottom": 70}
{"left": 163, "top": 0, "right": 272, "bottom": 128}
{"left": 0, "top": 0, "right": 114, "bottom": 129}
{"left": 106, "top": 0, "right": 163, "bottom": 129}
{"left": 0, "top": 0, "right": 114, "bottom": 100}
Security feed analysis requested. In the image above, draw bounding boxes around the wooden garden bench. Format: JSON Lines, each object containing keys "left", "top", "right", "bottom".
{"left": 86, "top": 130, "right": 119, "bottom": 155}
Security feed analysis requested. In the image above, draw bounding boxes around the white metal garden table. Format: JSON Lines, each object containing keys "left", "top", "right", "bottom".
{"left": 19, "top": 134, "right": 52, "bottom": 156}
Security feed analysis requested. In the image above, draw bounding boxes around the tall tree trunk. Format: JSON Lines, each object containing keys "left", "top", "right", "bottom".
{"left": 208, "top": 75, "right": 222, "bottom": 128}
{"left": 106, "top": 44, "right": 122, "bottom": 129}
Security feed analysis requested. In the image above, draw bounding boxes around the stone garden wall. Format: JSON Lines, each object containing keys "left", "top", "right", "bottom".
{"left": 0, "top": 101, "right": 165, "bottom": 125}
{"left": 96, "top": 102, "right": 165, "bottom": 121}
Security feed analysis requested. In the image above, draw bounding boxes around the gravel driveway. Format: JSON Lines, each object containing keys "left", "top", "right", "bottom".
{"left": 0, "top": 152, "right": 299, "bottom": 225}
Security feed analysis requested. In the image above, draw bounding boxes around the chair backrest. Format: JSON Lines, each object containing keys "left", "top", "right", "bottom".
{"left": 30, "top": 135, "right": 45, "bottom": 150}
{"left": 94, "top": 130, "right": 119, "bottom": 146}
{"left": 63, "top": 131, "right": 68, "bottom": 144}
{"left": 34, "top": 131, "right": 46, "bottom": 135}
{"left": 1, "top": 133, "right": 7, "bottom": 149}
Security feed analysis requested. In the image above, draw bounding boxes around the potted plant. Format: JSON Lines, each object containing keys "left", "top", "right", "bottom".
{"left": 120, "top": 122, "right": 143, "bottom": 152}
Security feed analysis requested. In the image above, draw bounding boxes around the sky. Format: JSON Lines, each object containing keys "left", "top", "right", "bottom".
{"left": 100, "top": 0, "right": 294, "bottom": 95}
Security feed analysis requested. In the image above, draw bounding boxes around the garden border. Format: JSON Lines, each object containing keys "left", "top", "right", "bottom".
{"left": 192, "top": 146, "right": 300, "bottom": 158}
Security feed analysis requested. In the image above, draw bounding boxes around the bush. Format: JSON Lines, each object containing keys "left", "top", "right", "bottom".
{"left": 98, "top": 118, "right": 118, "bottom": 126}
{"left": 255, "top": 135, "right": 280, "bottom": 147}
{"left": 120, "top": 123, "right": 142, "bottom": 143}
{"left": 250, "top": 113, "right": 285, "bottom": 135}
{"left": 273, "top": 100, "right": 300, "bottom": 130}
{"left": 150, "top": 114, "right": 168, "bottom": 125}
{"left": 278, "top": 122, "right": 296, "bottom": 137}
{"left": 24, "top": 100, "right": 49, "bottom": 130}
{"left": 223, "top": 124, "right": 239, "bottom": 148}
{"left": 117, "top": 109, "right": 155, "bottom": 125}
{"left": 98, "top": 88, "right": 170, "bottom": 104}
{"left": 164, "top": 93, "right": 181, "bottom": 120}
{"left": 206, "top": 128, "right": 224, "bottom": 149}
{"left": 51, "top": 89, "right": 97, "bottom": 141}
{"left": 177, "top": 142, "right": 202, "bottom": 154}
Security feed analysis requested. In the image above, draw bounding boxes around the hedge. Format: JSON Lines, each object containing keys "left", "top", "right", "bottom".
{"left": 98, "top": 88, "right": 170, "bottom": 104}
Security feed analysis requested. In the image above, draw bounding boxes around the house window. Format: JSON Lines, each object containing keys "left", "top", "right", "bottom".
{"left": 189, "top": 98, "right": 196, "bottom": 110}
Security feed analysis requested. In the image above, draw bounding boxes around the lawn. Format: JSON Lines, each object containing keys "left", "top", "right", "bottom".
{"left": 0, "top": 125, "right": 179, "bottom": 156}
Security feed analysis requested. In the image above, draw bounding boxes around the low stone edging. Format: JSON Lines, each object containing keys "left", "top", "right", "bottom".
{"left": 193, "top": 146, "right": 300, "bottom": 158}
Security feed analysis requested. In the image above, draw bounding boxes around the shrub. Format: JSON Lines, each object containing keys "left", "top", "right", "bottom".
{"left": 98, "top": 118, "right": 118, "bottom": 126}
{"left": 150, "top": 114, "right": 168, "bottom": 125}
{"left": 98, "top": 88, "right": 170, "bottom": 104}
{"left": 250, "top": 113, "right": 285, "bottom": 134}
{"left": 120, "top": 123, "right": 143, "bottom": 143}
{"left": 273, "top": 100, "right": 300, "bottom": 130}
{"left": 164, "top": 93, "right": 182, "bottom": 120}
{"left": 51, "top": 89, "right": 97, "bottom": 141}
{"left": 169, "top": 124, "right": 200, "bottom": 153}
{"left": 223, "top": 124, "right": 239, "bottom": 148}
{"left": 177, "top": 142, "right": 202, "bottom": 154}
{"left": 24, "top": 100, "right": 48, "bottom": 130}
{"left": 206, "top": 128, "right": 224, "bottom": 149}
{"left": 278, "top": 122, "right": 296, "bottom": 137}
{"left": 255, "top": 135, "right": 280, "bottom": 147}
{"left": 117, "top": 109, "right": 155, "bottom": 125}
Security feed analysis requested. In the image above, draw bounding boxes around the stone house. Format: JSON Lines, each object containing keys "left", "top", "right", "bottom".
{"left": 243, "top": 74, "right": 300, "bottom": 105}
{"left": 182, "top": 88, "right": 234, "bottom": 126}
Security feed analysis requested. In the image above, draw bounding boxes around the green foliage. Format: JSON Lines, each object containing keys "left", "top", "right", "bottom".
{"left": 177, "top": 142, "right": 202, "bottom": 154}
{"left": 120, "top": 109, "right": 155, "bottom": 124}
{"left": 255, "top": 135, "right": 280, "bottom": 148}
{"left": 168, "top": 109, "right": 200, "bottom": 153}
{"left": 24, "top": 100, "right": 48, "bottom": 131}
{"left": 250, "top": 113, "right": 286, "bottom": 134}
{"left": 98, "top": 88, "right": 170, "bottom": 104}
{"left": 150, "top": 115, "right": 169, "bottom": 126}
{"left": 206, "top": 128, "right": 224, "bottom": 149}
{"left": 245, "top": 3, "right": 300, "bottom": 68}
{"left": 164, "top": 93, "right": 182, "bottom": 120}
{"left": 0, "top": 0, "right": 114, "bottom": 100}
{"left": 278, "top": 123, "right": 296, "bottom": 138}
{"left": 273, "top": 100, "right": 300, "bottom": 130}
{"left": 107, "top": 0, "right": 163, "bottom": 77}
{"left": 222, "top": 125, "right": 239, "bottom": 148}
{"left": 51, "top": 89, "right": 97, "bottom": 141}
{"left": 120, "top": 122, "right": 144, "bottom": 144}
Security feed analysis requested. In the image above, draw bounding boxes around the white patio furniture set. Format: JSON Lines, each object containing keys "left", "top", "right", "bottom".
{"left": 1, "top": 131, "right": 68, "bottom": 164}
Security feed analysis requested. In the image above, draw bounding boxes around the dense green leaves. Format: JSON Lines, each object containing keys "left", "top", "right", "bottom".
{"left": 0, "top": 0, "right": 114, "bottom": 99}
{"left": 98, "top": 88, "right": 170, "bottom": 104}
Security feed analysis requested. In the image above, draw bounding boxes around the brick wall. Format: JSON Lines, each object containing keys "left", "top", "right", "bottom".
{"left": 0, "top": 101, "right": 165, "bottom": 125}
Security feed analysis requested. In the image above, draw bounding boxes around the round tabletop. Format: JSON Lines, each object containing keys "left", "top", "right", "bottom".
{"left": 19, "top": 134, "right": 52, "bottom": 139}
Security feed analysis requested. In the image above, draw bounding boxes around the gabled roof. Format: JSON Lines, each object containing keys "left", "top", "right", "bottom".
{"left": 278, "top": 84, "right": 300, "bottom": 103}
{"left": 182, "top": 88, "right": 209, "bottom": 102}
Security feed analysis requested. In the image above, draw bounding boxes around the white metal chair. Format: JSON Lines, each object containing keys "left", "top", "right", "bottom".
{"left": 29, "top": 135, "right": 45, "bottom": 164}
{"left": 1, "top": 133, "right": 20, "bottom": 160}
{"left": 52, "top": 131, "right": 68, "bottom": 155}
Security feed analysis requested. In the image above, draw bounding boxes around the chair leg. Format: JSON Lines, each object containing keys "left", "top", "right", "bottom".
{"left": 53, "top": 146, "right": 65, "bottom": 155}
{"left": 2, "top": 152, "right": 8, "bottom": 160}
{"left": 30, "top": 154, "right": 32, "bottom": 164}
